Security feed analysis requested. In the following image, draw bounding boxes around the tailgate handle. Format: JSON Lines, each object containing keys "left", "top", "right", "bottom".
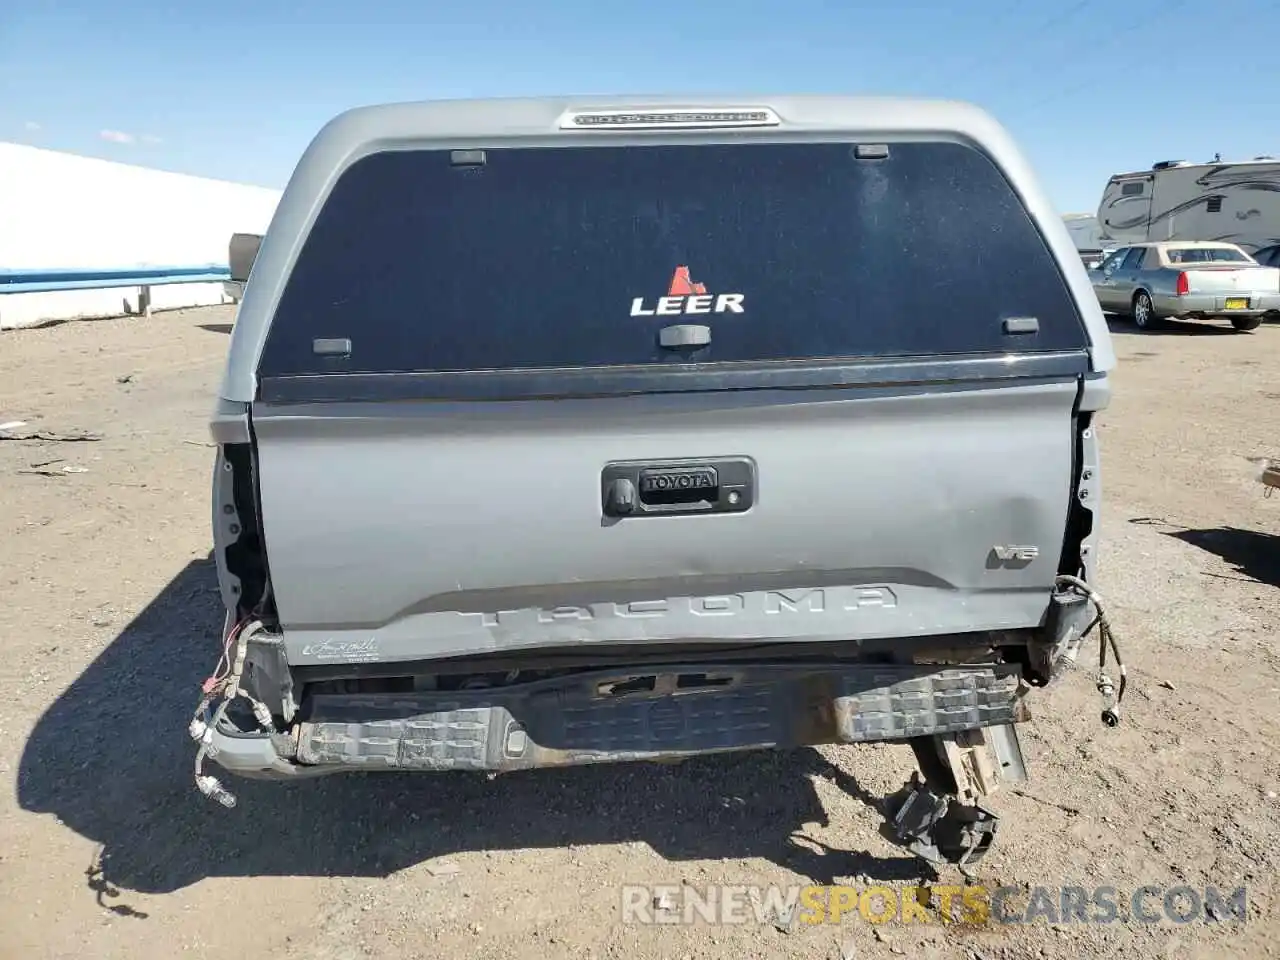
{"left": 639, "top": 466, "right": 719, "bottom": 509}
{"left": 658, "top": 324, "right": 711, "bottom": 349}
{"left": 601, "top": 457, "right": 755, "bottom": 519}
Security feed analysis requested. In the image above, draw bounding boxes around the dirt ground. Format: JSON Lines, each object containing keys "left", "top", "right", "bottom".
{"left": 1, "top": 306, "right": 1278, "bottom": 960}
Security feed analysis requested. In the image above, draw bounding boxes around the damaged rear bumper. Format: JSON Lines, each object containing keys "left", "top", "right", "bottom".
{"left": 207, "top": 661, "right": 1028, "bottom": 779}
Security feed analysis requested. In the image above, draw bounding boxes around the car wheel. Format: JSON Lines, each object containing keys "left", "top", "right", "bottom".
{"left": 1132, "top": 291, "right": 1158, "bottom": 330}
{"left": 1230, "top": 315, "right": 1262, "bottom": 332}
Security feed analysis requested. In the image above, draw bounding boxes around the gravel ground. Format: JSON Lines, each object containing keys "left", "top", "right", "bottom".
{"left": 0, "top": 306, "right": 1277, "bottom": 960}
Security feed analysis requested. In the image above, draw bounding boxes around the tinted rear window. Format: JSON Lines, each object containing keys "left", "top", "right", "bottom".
{"left": 258, "top": 141, "right": 1087, "bottom": 380}
{"left": 1165, "top": 247, "right": 1252, "bottom": 264}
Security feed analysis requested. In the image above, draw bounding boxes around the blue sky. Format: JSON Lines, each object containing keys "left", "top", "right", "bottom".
{"left": 2, "top": 0, "right": 1275, "bottom": 213}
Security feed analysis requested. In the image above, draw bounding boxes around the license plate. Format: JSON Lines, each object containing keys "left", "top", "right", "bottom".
{"left": 1225, "top": 297, "right": 1249, "bottom": 310}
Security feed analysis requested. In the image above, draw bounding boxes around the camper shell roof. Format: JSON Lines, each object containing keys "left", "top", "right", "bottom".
{"left": 219, "top": 94, "right": 1116, "bottom": 403}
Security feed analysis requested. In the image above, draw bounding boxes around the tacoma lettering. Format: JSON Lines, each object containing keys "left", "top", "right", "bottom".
{"left": 472, "top": 586, "right": 898, "bottom": 627}
{"left": 765, "top": 589, "right": 826, "bottom": 614}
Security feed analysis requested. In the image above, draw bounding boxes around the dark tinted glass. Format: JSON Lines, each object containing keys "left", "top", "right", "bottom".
{"left": 1166, "top": 247, "right": 1252, "bottom": 264}
{"left": 259, "top": 141, "right": 1087, "bottom": 379}
{"left": 1121, "top": 248, "right": 1147, "bottom": 270}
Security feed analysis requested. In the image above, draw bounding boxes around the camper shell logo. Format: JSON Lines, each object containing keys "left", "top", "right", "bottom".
{"left": 630, "top": 266, "right": 745, "bottom": 317}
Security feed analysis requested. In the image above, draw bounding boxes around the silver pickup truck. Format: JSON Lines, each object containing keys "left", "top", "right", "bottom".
{"left": 1090, "top": 240, "right": 1280, "bottom": 331}
{"left": 194, "top": 96, "right": 1119, "bottom": 867}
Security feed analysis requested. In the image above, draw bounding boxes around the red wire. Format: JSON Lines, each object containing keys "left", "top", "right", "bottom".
{"left": 201, "top": 619, "right": 244, "bottom": 693}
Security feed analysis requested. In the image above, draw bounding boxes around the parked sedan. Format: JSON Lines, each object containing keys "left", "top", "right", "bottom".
{"left": 1089, "top": 241, "right": 1280, "bottom": 331}
{"left": 1253, "top": 244, "right": 1280, "bottom": 322}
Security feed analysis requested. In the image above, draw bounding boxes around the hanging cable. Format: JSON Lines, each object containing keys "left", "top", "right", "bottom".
{"left": 1054, "top": 574, "right": 1126, "bottom": 726}
{"left": 189, "top": 618, "right": 273, "bottom": 807}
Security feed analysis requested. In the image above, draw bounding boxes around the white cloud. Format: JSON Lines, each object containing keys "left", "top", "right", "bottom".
{"left": 99, "top": 129, "right": 136, "bottom": 144}
{"left": 23, "top": 120, "right": 41, "bottom": 131}
{"left": 141, "top": 134, "right": 163, "bottom": 145}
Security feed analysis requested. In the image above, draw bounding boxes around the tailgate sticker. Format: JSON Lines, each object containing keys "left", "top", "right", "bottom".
{"left": 630, "top": 265, "right": 745, "bottom": 318}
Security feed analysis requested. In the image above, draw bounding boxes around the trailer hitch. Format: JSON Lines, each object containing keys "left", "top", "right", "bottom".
{"left": 884, "top": 728, "right": 1021, "bottom": 874}
{"left": 892, "top": 779, "right": 999, "bottom": 869}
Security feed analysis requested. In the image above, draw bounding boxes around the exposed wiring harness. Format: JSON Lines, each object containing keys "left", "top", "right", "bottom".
{"left": 1054, "top": 574, "right": 1127, "bottom": 727}
{"left": 189, "top": 618, "right": 274, "bottom": 807}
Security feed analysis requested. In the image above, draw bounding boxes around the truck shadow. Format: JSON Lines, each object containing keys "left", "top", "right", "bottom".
{"left": 1104, "top": 315, "right": 1237, "bottom": 337}
{"left": 17, "top": 556, "right": 934, "bottom": 896}
{"left": 1166, "top": 526, "right": 1280, "bottom": 588}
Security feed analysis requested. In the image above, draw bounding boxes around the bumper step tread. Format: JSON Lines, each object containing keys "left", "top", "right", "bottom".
{"left": 294, "top": 662, "right": 1026, "bottom": 772}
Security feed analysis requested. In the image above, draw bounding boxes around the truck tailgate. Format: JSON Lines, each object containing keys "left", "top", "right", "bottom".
{"left": 253, "top": 378, "right": 1078, "bottom": 665}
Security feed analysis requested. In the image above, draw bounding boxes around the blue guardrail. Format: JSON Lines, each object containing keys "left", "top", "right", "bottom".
{"left": 0, "top": 264, "right": 231, "bottom": 295}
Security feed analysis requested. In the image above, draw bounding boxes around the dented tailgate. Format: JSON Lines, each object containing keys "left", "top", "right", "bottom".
{"left": 254, "top": 379, "right": 1080, "bottom": 665}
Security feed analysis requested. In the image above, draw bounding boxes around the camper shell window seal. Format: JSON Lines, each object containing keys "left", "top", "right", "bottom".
{"left": 257, "top": 351, "right": 1092, "bottom": 404}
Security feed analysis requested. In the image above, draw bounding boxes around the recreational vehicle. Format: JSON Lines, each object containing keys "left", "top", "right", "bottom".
{"left": 1097, "top": 158, "right": 1280, "bottom": 253}
{"left": 223, "top": 232, "right": 263, "bottom": 302}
